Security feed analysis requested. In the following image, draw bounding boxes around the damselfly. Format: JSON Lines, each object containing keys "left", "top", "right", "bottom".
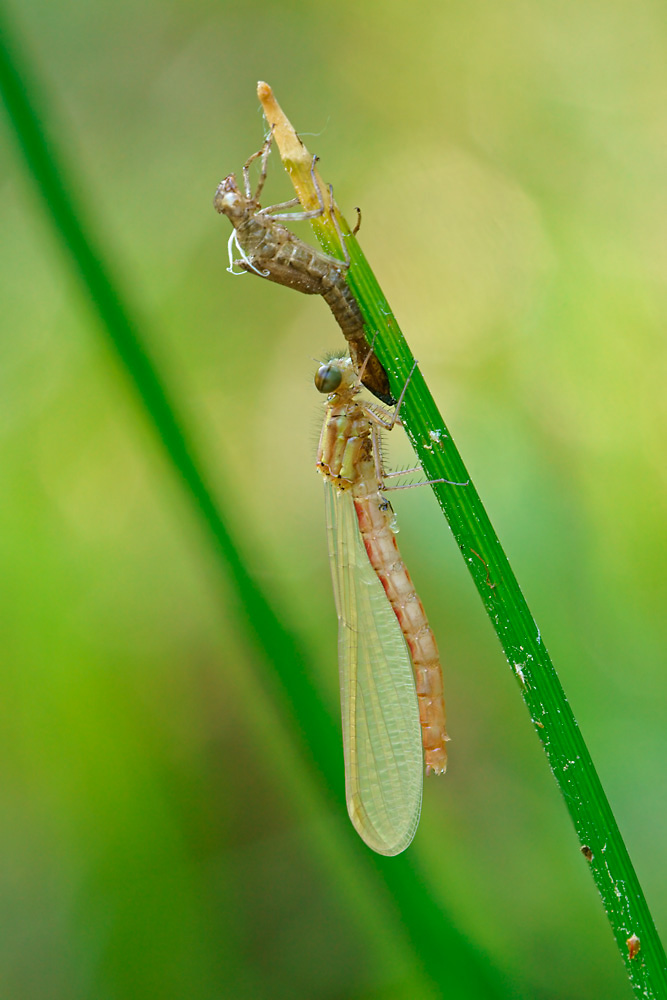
{"left": 214, "top": 138, "right": 393, "bottom": 404}
{"left": 315, "top": 356, "right": 449, "bottom": 855}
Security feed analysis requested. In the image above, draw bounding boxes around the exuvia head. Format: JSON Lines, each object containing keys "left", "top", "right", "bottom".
{"left": 213, "top": 174, "right": 252, "bottom": 224}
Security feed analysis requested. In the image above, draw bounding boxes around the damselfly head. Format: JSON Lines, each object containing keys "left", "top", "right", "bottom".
{"left": 314, "top": 357, "right": 354, "bottom": 395}
{"left": 315, "top": 362, "right": 342, "bottom": 394}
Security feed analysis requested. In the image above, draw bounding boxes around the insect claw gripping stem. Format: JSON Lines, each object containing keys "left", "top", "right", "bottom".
{"left": 214, "top": 138, "right": 393, "bottom": 404}
{"left": 354, "top": 358, "right": 469, "bottom": 492}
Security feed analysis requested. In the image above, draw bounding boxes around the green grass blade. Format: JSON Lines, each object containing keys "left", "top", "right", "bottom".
{"left": 264, "top": 88, "right": 667, "bottom": 998}
{"left": 0, "top": 17, "right": 514, "bottom": 999}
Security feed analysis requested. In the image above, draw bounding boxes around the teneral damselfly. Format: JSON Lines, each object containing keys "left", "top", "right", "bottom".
{"left": 315, "top": 356, "right": 449, "bottom": 855}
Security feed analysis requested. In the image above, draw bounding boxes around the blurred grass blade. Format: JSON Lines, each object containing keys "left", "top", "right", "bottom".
{"left": 260, "top": 82, "right": 667, "bottom": 998}
{"left": 0, "top": 15, "right": 517, "bottom": 999}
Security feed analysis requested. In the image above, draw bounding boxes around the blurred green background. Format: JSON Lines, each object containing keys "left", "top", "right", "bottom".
{"left": 1, "top": 1, "right": 666, "bottom": 997}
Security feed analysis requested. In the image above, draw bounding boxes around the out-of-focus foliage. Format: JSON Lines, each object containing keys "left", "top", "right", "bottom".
{"left": 1, "top": 1, "right": 665, "bottom": 997}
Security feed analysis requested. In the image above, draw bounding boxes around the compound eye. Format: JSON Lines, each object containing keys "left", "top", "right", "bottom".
{"left": 314, "top": 363, "right": 342, "bottom": 394}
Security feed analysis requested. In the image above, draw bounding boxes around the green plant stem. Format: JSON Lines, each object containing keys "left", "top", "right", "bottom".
{"left": 262, "top": 87, "right": 667, "bottom": 997}
{"left": 0, "top": 16, "right": 518, "bottom": 999}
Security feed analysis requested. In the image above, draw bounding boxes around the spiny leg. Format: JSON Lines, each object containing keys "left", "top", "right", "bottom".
{"left": 358, "top": 359, "right": 418, "bottom": 432}
{"left": 258, "top": 155, "right": 328, "bottom": 223}
{"left": 309, "top": 154, "right": 350, "bottom": 266}
{"left": 260, "top": 155, "right": 351, "bottom": 268}
{"left": 256, "top": 196, "right": 302, "bottom": 215}
{"left": 383, "top": 475, "right": 469, "bottom": 491}
{"left": 365, "top": 361, "right": 469, "bottom": 490}
{"left": 388, "top": 359, "right": 419, "bottom": 429}
{"left": 323, "top": 176, "right": 350, "bottom": 266}
{"left": 242, "top": 131, "right": 273, "bottom": 200}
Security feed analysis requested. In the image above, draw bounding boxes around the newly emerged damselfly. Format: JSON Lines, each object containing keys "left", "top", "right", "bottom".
{"left": 315, "top": 356, "right": 452, "bottom": 855}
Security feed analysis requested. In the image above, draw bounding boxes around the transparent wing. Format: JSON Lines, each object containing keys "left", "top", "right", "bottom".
{"left": 324, "top": 481, "right": 423, "bottom": 856}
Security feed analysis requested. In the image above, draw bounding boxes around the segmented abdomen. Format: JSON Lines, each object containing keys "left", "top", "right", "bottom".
{"left": 352, "top": 487, "right": 448, "bottom": 774}
{"left": 321, "top": 283, "right": 393, "bottom": 405}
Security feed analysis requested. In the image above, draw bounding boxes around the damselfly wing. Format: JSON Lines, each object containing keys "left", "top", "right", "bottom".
{"left": 325, "top": 478, "right": 423, "bottom": 855}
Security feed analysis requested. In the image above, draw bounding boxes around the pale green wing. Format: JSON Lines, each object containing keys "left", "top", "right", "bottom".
{"left": 324, "top": 481, "right": 423, "bottom": 856}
